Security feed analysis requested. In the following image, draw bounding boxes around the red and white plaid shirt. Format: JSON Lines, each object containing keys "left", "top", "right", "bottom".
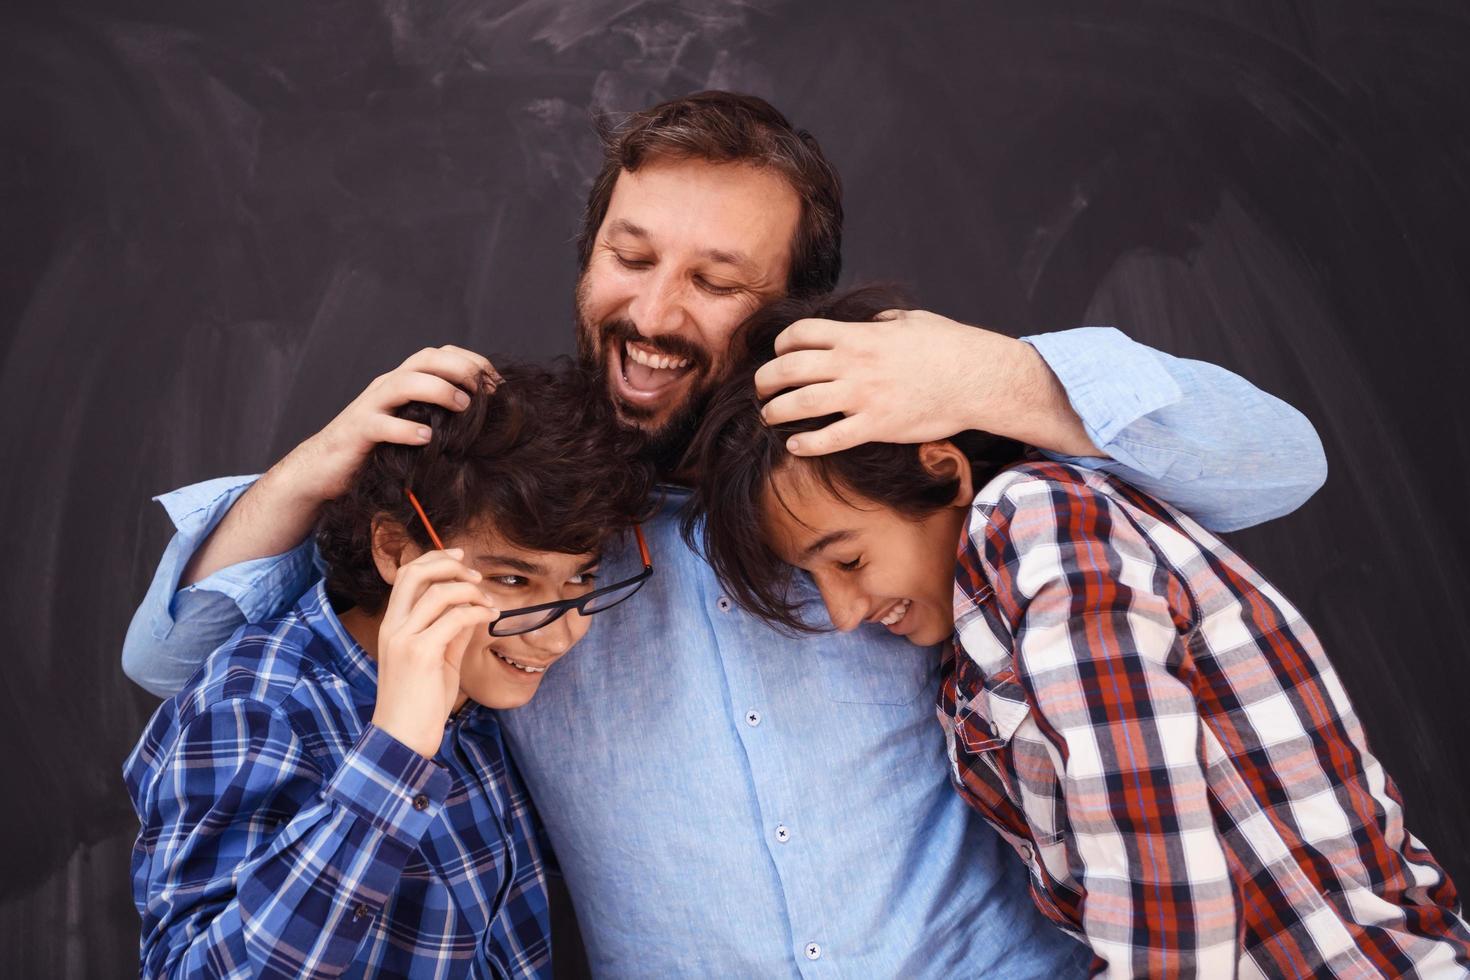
{"left": 941, "top": 461, "right": 1470, "bottom": 978}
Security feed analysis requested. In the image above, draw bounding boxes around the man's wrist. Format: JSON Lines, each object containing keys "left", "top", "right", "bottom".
{"left": 966, "top": 333, "right": 1099, "bottom": 457}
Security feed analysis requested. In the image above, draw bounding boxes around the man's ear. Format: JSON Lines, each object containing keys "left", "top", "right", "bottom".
{"left": 370, "top": 517, "right": 423, "bottom": 586}
{"left": 917, "top": 441, "right": 974, "bottom": 507}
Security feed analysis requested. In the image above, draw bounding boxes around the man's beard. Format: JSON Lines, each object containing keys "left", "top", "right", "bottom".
{"left": 574, "top": 303, "right": 720, "bottom": 477}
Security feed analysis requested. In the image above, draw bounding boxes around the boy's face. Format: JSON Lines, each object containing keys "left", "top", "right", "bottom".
{"left": 401, "top": 525, "right": 601, "bottom": 710}
{"left": 761, "top": 462, "right": 968, "bottom": 648}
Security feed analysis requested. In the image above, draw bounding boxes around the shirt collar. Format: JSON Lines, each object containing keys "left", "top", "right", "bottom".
{"left": 297, "top": 580, "right": 380, "bottom": 702}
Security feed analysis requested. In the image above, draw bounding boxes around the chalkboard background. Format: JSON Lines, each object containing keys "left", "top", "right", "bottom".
{"left": 3, "top": 1, "right": 1467, "bottom": 975}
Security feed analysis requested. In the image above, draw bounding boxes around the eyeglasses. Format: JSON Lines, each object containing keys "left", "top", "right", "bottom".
{"left": 405, "top": 489, "right": 653, "bottom": 637}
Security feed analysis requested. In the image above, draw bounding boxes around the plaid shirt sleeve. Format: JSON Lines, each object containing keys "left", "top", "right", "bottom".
{"left": 976, "top": 473, "right": 1240, "bottom": 976}
{"left": 128, "top": 699, "right": 452, "bottom": 978}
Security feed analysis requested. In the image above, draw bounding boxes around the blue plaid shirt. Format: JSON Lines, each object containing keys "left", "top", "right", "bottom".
{"left": 124, "top": 580, "right": 553, "bottom": 979}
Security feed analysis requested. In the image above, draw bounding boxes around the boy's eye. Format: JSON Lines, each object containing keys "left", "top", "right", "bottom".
{"left": 568, "top": 570, "right": 599, "bottom": 586}
{"left": 837, "top": 556, "right": 864, "bottom": 572}
{"left": 490, "top": 575, "right": 528, "bottom": 588}
{"left": 614, "top": 253, "right": 652, "bottom": 270}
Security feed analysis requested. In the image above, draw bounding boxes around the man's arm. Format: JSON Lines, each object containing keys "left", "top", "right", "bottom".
{"left": 977, "top": 471, "right": 1241, "bottom": 975}
{"left": 126, "top": 702, "right": 451, "bottom": 978}
{"left": 755, "top": 311, "right": 1326, "bottom": 532}
{"left": 122, "top": 346, "right": 493, "bottom": 697}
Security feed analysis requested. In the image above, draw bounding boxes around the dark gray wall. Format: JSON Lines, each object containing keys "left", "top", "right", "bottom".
{"left": 3, "top": 1, "right": 1467, "bottom": 975}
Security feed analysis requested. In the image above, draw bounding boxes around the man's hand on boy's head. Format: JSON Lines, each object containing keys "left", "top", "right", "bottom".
{"left": 754, "top": 309, "right": 1099, "bottom": 459}
{"left": 371, "top": 548, "right": 498, "bottom": 759}
{"left": 282, "top": 345, "right": 498, "bottom": 505}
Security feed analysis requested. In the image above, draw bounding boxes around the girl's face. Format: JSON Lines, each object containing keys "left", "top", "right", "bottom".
{"left": 760, "top": 454, "right": 971, "bottom": 648}
{"left": 396, "top": 525, "right": 602, "bottom": 710}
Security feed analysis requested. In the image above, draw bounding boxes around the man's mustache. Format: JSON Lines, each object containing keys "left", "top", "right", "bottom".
{"left": 600, "top": 318, "right": 710, "bottom": 373}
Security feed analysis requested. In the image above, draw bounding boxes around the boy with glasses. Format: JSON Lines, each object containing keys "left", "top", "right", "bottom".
{"left": 123, "top": 363, "right": 652, "bottom": 978}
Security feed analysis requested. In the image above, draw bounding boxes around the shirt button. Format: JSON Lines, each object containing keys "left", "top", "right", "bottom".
{"left": 716, "top": 596, "right": 733, "bottom": 613}
{"left": 1018, "top": 842, "right": 1034, "bottom": 862}
{"left": 412, "top": 793, "right": 430, "bottom": 811}
{"left": 353, "top": 903, "right": 372, "bottom": 922}
{"left": 804, "top": 942, "right": 822, "bottom": 960}
{"left": 745, "top": 709, "right": 761, "bottom": 727}
{"left": 775, "top": 824, "right": 791, "bottom": 843}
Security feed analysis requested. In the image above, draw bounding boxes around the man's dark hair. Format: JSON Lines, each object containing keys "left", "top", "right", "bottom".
{"left": 577, "top": 90, "right": 844, "bottom": 298}
{"left": 682, "top": 286, "right": 1028, "bottom": 633}
{"left": 318, "top": 361, "right": 655, "bottom": 614}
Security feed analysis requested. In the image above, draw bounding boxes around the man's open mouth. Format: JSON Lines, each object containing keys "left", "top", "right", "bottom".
{"left": 613, "top": 340, "right": 697, "bottom": 408}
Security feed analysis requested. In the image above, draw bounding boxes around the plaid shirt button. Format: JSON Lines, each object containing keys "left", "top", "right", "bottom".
{"left": 412, "top": 793, "right": 430, "bottom": 811}
{"left": 353, "top": 903, "right": 371, "bottom": 922}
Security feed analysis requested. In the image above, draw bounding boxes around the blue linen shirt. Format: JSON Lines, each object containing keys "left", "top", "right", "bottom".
{"left": 122, "top": 328, "right": 1326, "bottom": 977}
{"left": 125, "top": 580, "right": 553, "bottom": 979}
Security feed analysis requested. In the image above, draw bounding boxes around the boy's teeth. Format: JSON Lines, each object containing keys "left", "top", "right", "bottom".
{"left": 493, "top": 650, "right": 545, "bottom": 674}
{"left": 625, "top": 342, "right": 690, "bottom": 371}
{"left": 880, "top": 599, "right": 912, "bottom": 626}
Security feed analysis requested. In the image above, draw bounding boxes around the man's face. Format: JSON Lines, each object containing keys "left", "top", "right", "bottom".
{"left": 576, "top": 156, "right": 801, "bottom": 465}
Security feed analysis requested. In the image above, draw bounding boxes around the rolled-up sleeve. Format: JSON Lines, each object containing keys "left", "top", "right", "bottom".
{"left": 1023, "top": 327, "right": 1327, "bottom": 533}
{"left": 121, "top": 476, "right": 321, "bottom": 697}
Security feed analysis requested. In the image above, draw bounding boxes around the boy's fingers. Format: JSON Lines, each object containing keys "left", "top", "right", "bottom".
{"left": 417, "top": 605, "right": 497, "bottom": 660}
{"left": 380, "top": 551, "right": 475, "bottom": 626}
{"left": 399, "top": 581, "right": 495, "bottom": 637}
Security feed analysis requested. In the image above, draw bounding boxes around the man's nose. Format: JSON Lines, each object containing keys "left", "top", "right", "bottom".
{"left": 626, "top": 268, "right": 686, "bottom": 338}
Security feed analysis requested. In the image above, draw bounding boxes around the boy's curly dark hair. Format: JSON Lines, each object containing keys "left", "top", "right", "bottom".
{"left": 317, "top": 359, "right": 655, "bottom": 614}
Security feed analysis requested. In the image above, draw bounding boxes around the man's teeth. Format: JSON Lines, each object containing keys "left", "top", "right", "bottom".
{"left": 625, "top": 342, "right": 690, "bottom": 371}
{"left": 880, "top": 599, "right": 912, "bottom": 627}
{"left": 493, "top": 650, "right": 546, "bottom": 674}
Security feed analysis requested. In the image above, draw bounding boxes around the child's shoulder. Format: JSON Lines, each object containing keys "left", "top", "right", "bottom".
{"left": 971, "top": 459, "right": 1111, "bottom": 513}
{"left": 170, "top": 604, "right": 332, "bottom": 730}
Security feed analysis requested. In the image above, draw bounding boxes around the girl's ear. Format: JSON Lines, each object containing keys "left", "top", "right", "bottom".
{"left": 370, "top": 517, "right": 423, "bottom": 586}
{"left": 917, "top": 441, "right": 975, "bottom": 508}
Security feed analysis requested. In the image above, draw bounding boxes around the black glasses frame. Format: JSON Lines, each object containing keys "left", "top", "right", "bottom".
{"left": 405, "top": 488, "right": 653, "bottom": 638}
{"left": 487, "top": 541, "right": 652, "bottom": 636}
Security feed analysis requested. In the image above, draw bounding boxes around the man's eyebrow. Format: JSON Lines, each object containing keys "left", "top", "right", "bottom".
{"left": 474, "top": 554, "right": 545, "bottom": 575}
{"left": 799, "top": 530, "right": 855, "bottom": 562}
{"left": 700, "top": 246, "right": 757, "bottom": 274}
{"left": 606, "top": 218, "right": 648, "bottom": 240}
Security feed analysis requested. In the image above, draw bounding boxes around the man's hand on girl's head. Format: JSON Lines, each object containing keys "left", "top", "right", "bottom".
{"left": 755, "top": 309, "right": 1098, "bottom": 459}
